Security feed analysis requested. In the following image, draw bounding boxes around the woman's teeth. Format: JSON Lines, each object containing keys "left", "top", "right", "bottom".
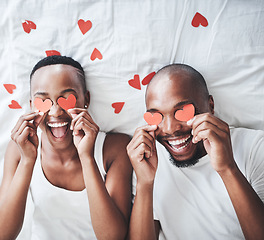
{"left": 47, "top": 122, "right": 68, "bottom": 128}
{"left": 168, "top": 135, "right": 191, "bottom": 146}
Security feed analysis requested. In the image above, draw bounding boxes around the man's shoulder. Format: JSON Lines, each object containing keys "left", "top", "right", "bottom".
{"left": 230, "top": 127, "right": 264, "bottom": 145}
{"left": 230, "top": 127, "right": 264, "bottom": 169}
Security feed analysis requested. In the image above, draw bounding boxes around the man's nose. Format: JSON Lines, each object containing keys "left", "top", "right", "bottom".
{"left": 160, "top": 116, "right": 183, "bottom": 135}
{"left": 48, "top": 103, "right": 64, "bottom": 117}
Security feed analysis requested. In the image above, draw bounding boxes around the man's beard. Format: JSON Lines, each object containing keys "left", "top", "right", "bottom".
{"left": 167, "top": 150, "right": 199, "bottom": 168}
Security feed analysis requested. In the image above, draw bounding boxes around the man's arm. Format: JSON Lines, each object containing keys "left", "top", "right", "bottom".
{"left": 127, "top": 125, "right": 160, "bottom": 240}
{"left": 128, "top": 182, "right": 160, "bottom": 240}
{"left": 220, "top": 164, "right": 264, "bottom": 240}
{"left": 189, "top": 114, "right": 264, "bottom": 240}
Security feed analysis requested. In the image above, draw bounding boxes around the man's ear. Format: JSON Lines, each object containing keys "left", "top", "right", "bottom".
{"left": 84, "top": 91, "right": 90, "bottom": 108}
{"left": 208, "top": 95, "right": 214, "bottom": 114}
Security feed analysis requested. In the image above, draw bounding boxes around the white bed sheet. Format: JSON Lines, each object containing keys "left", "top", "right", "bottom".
{"left": 0, "top": 0, "right": 264, "bottom": 238}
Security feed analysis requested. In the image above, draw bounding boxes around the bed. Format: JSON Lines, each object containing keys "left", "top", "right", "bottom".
{"left": 0, "top": 0, "right": 264, "bottom": 238}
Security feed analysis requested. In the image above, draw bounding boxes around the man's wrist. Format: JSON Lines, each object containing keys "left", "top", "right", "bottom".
{"left": 217, "top": 162, "right": 240, "bottom": 179}
{"left": 136, "top": 181, "right": 154, "bottom": 194}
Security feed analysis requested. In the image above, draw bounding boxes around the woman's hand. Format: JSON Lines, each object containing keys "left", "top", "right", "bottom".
{"left": 68, "top": 108, "right": 99, "bottom": 159}
{"left": 11, "top": 112, "right": 43, "bottom": 162}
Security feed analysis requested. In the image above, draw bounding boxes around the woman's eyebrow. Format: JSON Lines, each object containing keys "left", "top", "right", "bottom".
{"left": 60, "top": 89, "right": 77, "bottom": 94}
{"left": 34, "top": 92, "right": 49, "bottom": 97}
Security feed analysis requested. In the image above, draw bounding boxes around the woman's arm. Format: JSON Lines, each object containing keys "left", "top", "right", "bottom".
{"left": 0, "top": 141, "right": 35, "bottom": 240}
{"left": 0, "top": 112, "right": 41, "bottom": 240}
{"left": 81, "top": 133, "right": 132, "bottom": 240}
{"left": 69, "top": 108, "right": 132, "bottom": 239}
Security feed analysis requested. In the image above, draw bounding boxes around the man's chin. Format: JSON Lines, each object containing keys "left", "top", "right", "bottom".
{"left": 168, "top": 152, "right": 199, "bottom": 168}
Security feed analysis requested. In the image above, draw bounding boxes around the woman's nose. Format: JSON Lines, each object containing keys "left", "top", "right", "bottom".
{"left": 48, "top": 103, "right": 64, "bottom": 117}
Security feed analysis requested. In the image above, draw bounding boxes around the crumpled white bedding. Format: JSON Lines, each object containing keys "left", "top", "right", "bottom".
{"left": 0, "top": 0, "right": 264, "bottom": 239}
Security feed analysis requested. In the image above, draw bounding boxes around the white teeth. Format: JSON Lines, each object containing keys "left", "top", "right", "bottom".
{"left": 47, "top": 122, "right": 68, "bottom": 128}
{"left": 173, "top": 142, "right": 190, "bottom": 151}
{"left": 168, "top": 135, "right": 191, "bottom": 146}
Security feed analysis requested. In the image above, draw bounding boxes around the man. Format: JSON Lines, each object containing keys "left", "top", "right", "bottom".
{"left": 127, "top": 64, "right": 264, "bottom": 240}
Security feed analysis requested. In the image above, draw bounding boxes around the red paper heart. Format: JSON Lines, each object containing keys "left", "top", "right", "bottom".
{"left": 45, "top": 50, "right": 61, "bottom": 57}
{"left": 34, "top": 98, "right": 52, "bottom": 113}
{"left": 112, "top": 102, "right": 125, "bottom": 114}
{"left": 175, "top": 104, "right": 195, "bottom": 122}
{"left": 3, "top": 84, "right": 16, "bottom": 94}
{"left": 191, "top": 12, "right": 208, "bottom": 27}
{"left": 144, "top": 112, "right": 162, "bottom": 125}
{"left": 22, "top": 20, "right": 36, "bottom": 33}
{"left": 8, "top": 100, "right": 22, "bottom": 109}
{"left": 78, "top": 19, "right": 92, "bottom": 35}
{"left": 128, "top": 74, "right": 141, "bottom": 90}
{"left": 90, "top": 48, "right": 103, "bottom": 61}
{"left": 57, "top": 94, "right": 76, "bottom": 110}
{"left": 142, "top": 72, "right": 156, "bottom": 86}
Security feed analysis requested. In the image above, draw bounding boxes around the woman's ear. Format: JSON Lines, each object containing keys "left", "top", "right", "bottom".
{"left": 208, "top": 95, "right": 214, "bottom": 114}
{"left": 30, "top": 99, "right": 33, "bottom": 110}
{"left": 84, "top": 91, "right": 90, "bottom": 109}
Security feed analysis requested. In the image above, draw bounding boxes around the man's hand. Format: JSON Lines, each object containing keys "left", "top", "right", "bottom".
{"left": 187, "top": 113, "right": 235, "bottom": 173}
{"left": 68, "top": 108, "right": 99, "bottom": 159}
{"left": 127, "top": 125, "right": 158, "bottom": 186}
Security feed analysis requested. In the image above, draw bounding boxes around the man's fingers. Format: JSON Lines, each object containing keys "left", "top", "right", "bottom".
{"left": 188, "top": 113, "right": 229, "bottom": 135}
{"left": 130, "top": 134, "right": 155, "bottom": 155}
{"left": 129, "top": 142, "right": 152, "bottom": 163}
{"left": 192, "top": 121, "right": 228, "bottom": 143}
{"left": 130, "top": 126, "right": 157, "bottom": 146}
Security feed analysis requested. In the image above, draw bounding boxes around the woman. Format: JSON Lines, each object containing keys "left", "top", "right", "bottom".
{"left": 0, "top": 55, "right": 132, "bottom": 240}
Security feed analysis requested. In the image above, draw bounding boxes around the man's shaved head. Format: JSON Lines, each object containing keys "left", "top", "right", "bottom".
{"left": 147, "top": 63, "right": 209, "bottom": 102}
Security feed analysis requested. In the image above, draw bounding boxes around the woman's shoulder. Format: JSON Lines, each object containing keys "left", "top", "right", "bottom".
{"left": 103, "top": 132, "right": 131, "bottom": 170}
{"left": 104, "top": 132, "right": 131, "bottom": 152}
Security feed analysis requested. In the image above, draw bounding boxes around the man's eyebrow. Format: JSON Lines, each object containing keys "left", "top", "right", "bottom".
{"left": 147, "top": 100, "right": 193, "bottom": 112}
{"left": 173, "top": 100, "right": 192, "bottom": 108}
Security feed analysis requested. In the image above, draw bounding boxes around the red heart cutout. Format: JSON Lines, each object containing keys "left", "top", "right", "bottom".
{"left": 191, "top": 12, "right": 208, "bottom": 27}
{"left": 8, "top": 100, "right": 22, "bottom": 109}
{"left": 57, "top": 94, "right": 76, "bottom": 110}
{"left": 175, "top": 104, "right": 195, "bottom": 122}
{"left": 22, "top": 20, "right": 36, "bottom": 33}
{"left": 90, "top": 48, "right": 103, "bottom": 61}
{"left": 112, "top": 102, "right": 125, "bottom": 114}
{"left": 34, "top": 98, "right": 52, "bottom": 113}
{"left": 78, "top": 19, "right": 92, "bottom": 35}
{"left": 142, "top": 72, "right": 156, "bottom": 86}
{"left": 144, "top": 112, "right": 162, "bottom": 125}
{"left": 3, "top": 84, "right": 16, "bottom": 94}
{"left": 45, "top": 50, "right": 61, "bottom": 57}
{"left": 128, "top": 74, "right": 141, "bottom": 90}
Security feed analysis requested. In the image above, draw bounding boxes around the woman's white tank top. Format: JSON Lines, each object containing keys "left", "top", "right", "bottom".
{"left": 30, "top": 131, "right": 106, "bottom": 240}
